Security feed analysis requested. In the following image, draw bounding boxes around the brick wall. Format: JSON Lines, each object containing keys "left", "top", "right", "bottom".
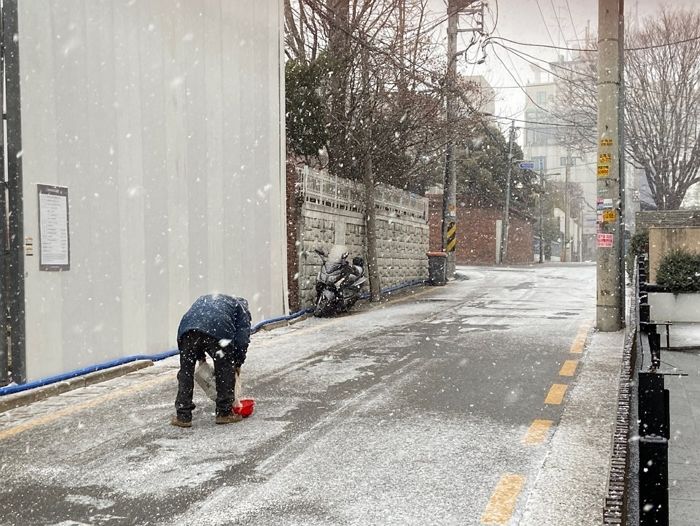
{"left": 428, "top": 194, "right": 534, "bottom": 265}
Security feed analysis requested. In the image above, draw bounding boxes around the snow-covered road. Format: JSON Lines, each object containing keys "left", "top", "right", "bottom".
{"left": 0, "top": 264, "right": 620, "bottom": 525}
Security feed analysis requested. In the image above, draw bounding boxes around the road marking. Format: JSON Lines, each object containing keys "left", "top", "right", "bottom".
{"left": 559, "top": 359, "right": 578, "bottom": 377}
{"left": 481, "top": 474, "right": 526, "bottom": 525}
{"left": 570, "top": 336, "right": 585, "bottom": 354}
{"left": 522, "top": 419, "right": 553, "bottom": 445}
{"left": 0, "top": 373, "right": 174, "bottom": 442}
{"left": 544, "top": 383, "right": 568, "bottom": 405}
{"left": 570, "top": 321, "right": 592, "bottom": 354}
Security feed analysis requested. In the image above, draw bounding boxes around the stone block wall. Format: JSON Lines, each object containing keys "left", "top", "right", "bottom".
{"left": 289, "top": 166, "right": 429, "bottom": 309}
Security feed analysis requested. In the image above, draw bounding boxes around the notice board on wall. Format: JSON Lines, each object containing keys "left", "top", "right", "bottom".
{"left": 37, "top": 184, "right": 70, "bottom": 271}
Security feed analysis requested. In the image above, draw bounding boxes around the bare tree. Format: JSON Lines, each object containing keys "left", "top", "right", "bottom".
{"left": 285, "top": 0, "right": 494, "bottom": 300}
{"left": 553, "top": 7, "right": 700, "bottom": 210}
{"left": 285, "top": 0, "right": 469, "bottom": 188}
{"left": 625, "top": 8, "right": 700, "bottom": 210}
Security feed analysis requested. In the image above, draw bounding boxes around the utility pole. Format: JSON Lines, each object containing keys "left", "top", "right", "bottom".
{"left": 500, "top": 120, "right": 515, "bottom": 264}
{"left": 442, "top": 1, "right": 459, "bottom": 277}
{"left": 617, "top": 0, "right": 627, "bottom": 327}
{"left": 443, "top": 0, "right": 482, "bottom": 277}
{"left": 561, "top": 147, "right": 571, "bottom": 262}
{"left": 596, "top": 0, "right": 624, "bottom": 331}
{"left": 579, "top": 207, "right": 584, "bottom": 262}
{"left": 539, "top": 170, "right": 544, "bottom": 264}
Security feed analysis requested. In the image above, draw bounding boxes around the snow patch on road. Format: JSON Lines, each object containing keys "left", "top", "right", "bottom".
{"left": 64, "top": 494, "right": 115, "bottom": 509}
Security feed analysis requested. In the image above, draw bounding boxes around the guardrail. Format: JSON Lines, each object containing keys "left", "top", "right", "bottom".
{"left": 603, "top": 255, "right": 673, "bottom": 526}
{"left": 635, "top": 256, "right": 671, "bottom": 526}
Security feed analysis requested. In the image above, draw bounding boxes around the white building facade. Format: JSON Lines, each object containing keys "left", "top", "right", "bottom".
{"left": 7, "top": 0, "right": 287, "bottom": 382}
{"left": 521, "top": 81, "right": 596, "bottom": 261}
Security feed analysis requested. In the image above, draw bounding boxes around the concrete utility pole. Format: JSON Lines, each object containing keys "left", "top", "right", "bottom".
{"left": 561, "top": 147, "right": 571, "bottom": 262}
{"left": 443, "top": 1, "right": 459, "bottom": 277}
{"left": 443, "top": 0, "right": 482, "bottom": 277}
{"left": 596, "top": 0, "right": 624, "bottom": 331}
{"left": 500, "top": 120, "right": 516, "bottom": 264}
{"left": 539, "top": 170, "right": 545, "bottom": 264}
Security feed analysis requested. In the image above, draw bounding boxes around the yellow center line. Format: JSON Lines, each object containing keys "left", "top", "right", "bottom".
{"left": 559, "top": 359, "right": 578, "bottom": 377}
{"left": 522, "top": 419, "right": 553, "bottom": 445}
{"left": 544, "top": 383, "right": 568, "bottom": 405}
{"left": 481, "top": 474, "right": 526, "bottom": 525}
{"left": 0, "top": 372, "right": 175, "bottom": 442}
{"left": 570, "top": 321, "right": 593, "bottom": 354}
{"left": 570, "top": 336, "right": 585, "bottom": 354}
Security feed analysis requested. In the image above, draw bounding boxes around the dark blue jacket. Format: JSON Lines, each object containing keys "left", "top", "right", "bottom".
{"left": 177, "top": 294, "right": 252, "bottom": 364}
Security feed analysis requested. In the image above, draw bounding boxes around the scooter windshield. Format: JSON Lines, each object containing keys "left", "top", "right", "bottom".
{"left": 325, "top": 245, "right": 349, "bottom": 272}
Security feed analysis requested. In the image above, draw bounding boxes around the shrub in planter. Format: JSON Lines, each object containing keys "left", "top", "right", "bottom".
{"left": 656, "top": 249, "right": 700, "bottom": 292}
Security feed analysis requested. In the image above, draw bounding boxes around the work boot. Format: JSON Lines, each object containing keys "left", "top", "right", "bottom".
{"left": 171, "top": 415, "right": 192, "bottom": 428}
{"left": 215, "top": 412, "right": 243, "bottom": 425}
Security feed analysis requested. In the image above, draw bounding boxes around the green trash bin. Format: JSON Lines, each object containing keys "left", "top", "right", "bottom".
{"left": 426, "top": 251, "right": 447, "bottom": 285}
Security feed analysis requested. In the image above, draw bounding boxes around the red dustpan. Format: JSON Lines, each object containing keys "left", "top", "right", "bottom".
{"left": 232, "top": 369, "right": 255, "bottom": 417}
{"left": 233, "top": 398, "right": 255, "bottom": 417}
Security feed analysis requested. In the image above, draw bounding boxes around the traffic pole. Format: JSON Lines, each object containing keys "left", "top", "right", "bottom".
{"left": 596, "top": 0, "right": 624, "bottom": 331}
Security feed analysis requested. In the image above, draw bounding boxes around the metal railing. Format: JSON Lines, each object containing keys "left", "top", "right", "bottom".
{"left": 635, "top": 255, "right": 671, "bottom": 526}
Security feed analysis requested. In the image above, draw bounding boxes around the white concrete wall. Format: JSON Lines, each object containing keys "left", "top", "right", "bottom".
{"left": 18, "top": 0, "right": 286, "bottom": 381}
{"left": 648, "top": 293, "right": 700, "bottom": 323}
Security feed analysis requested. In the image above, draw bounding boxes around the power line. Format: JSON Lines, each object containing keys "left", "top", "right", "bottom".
{"left": 492, "top": 40, "right": 596, "bottom": 81}
{"left": 563, "top": 0, "right": 579, "bottom": 49}
{"left": 533, "top": 0, "right": 558, "bottom": 48}
{"left": 490, "top": 45, "right": 606, "bottom": 135}
{"left": 491, "top": 25, "right": 528, "bottom": 93}
{"left": 627, "top": 35, "right": 700, "bottom": 50}
{"left": 549, "top": 0, "right": 566, "bottom": 46}
{"left": 491, "top": 46, "right": 586, "bottom": 127}
{"left": 494, "top": 40, "right": 687, "bottom": 98}
{"left": 485, "top": 113, "right": 591, "bottom": 128}
{"left": 485, "top": 34, "right": 700, "bottom": 52}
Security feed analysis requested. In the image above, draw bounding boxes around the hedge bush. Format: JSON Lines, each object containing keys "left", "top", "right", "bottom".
{"left": 656, "top": 249, "right": 700, "bottom": 293}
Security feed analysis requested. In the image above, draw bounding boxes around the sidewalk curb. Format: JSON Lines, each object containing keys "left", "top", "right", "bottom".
{"left": 259, "top": 312, "right": 313, "bottom": 332}
{"left": 602, "top": 327, "right": 634, "bottom": 525}
{"left": 0, "top": 360, "right": 153, "bottom": 414}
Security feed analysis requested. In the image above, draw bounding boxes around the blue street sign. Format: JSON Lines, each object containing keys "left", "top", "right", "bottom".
{"left": 518, "top": 161, "right": 535, "bottom": 170}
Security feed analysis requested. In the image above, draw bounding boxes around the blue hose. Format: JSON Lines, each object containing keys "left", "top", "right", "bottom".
{"left": 251, "top": 307, "right": 314, "bottom": 333}
{"left": 0, "top": 279, "right": 425, "bottom": 397}
{"left": 360, "top": 278, "right": 427, "bottom": 299}
{"left": 0, "top": 351, "right": 179, "bottom": 396}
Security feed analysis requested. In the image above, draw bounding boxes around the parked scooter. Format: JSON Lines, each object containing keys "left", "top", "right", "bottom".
{"left": 313, "top": 247, "right": 367, "bottom": 317}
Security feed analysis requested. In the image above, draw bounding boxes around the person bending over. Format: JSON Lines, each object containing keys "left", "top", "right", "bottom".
{"left": 171, "top": 294, "right": 251, "bottom": 427}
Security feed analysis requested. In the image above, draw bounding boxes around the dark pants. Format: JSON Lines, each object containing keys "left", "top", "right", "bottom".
{"left": 175, "top": 330, "right": 236, "bottom": 421}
